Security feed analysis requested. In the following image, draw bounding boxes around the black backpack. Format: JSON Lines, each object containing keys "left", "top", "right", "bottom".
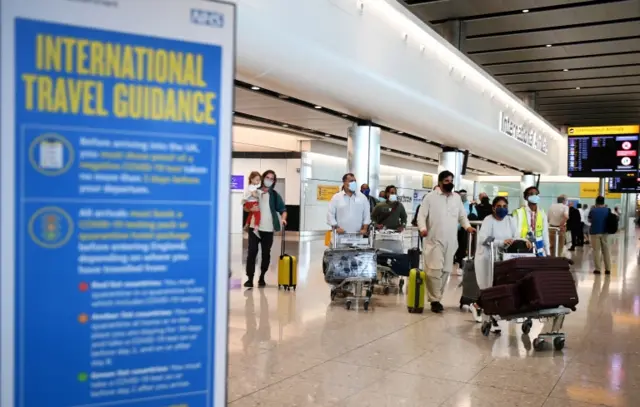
{"left": 606, "top": 209, "right": 618, "bottom": 234}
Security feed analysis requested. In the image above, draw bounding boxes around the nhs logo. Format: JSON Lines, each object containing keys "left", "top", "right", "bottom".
{"left": 190, "top": 8, "right": 224, "bottom": 28}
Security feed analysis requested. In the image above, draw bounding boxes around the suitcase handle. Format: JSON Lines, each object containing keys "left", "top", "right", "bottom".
{"left": 281, "top": 225, "right": 287, "bottom": 256}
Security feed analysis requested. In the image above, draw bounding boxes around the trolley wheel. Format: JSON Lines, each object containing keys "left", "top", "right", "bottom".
{"left": 363, "top": 301, "right": 370, "bottom": 311}
{"left": 383, "top": 286, "right": 390, "bottom": 295}
{"left": 345, "top": 301, "right": 352, "bottom": 310}
{"left": 553, "top": 337, "right": 565, "bottom": 351}
{"left": 481, "top": 321, "right": 491, "bottom": 337}
{"left": 533, "top": 338, "right": 545, "bottom": 351}
{"left": 522, "top": 319, "right": 533, "bottom": 335}
{"left": 330, "top": 290, "right": 337, "bottom": 301}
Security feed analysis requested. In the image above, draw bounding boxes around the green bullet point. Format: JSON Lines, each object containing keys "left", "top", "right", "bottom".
{"left": 77, "top": 372, "right": 88, "bottom": 382}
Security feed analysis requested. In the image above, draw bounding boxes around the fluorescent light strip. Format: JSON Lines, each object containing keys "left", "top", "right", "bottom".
{"left": 371, "top": 0, "right": 563, "bottom": 142}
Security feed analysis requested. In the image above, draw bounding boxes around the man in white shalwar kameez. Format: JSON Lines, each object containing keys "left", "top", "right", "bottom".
{"left": 417, "top": 171, "right": 475, "bottom": 313}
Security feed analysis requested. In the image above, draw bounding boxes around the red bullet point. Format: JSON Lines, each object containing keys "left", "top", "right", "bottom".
{"left": 79, "top": 282, "right": 89, "bottom": 292}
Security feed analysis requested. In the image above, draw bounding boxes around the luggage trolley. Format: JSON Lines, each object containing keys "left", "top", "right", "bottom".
{"left": 480, "top": 240, "right": 572, "bottom": 351}
{"left": 373, "top": 229, "right": 410, "bottom": 294}
{"left": 323, "top": 230, "right": 377, "bottom": 311}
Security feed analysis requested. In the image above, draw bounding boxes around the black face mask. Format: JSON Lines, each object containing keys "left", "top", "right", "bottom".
{"left": 441, "top": 183, "right": 454, "bottom": 193}
{"left": 481, "top": 197, "right": 490, "bottom": 204}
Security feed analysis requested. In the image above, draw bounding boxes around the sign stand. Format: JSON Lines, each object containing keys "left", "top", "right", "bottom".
{"left": 1, "top": 1, "right": 235, "bottom": 406}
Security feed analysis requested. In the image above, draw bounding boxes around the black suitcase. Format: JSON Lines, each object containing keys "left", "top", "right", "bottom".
{"left": 459, "top": 259, "right": 480, "bottom": 308}
{"left": 478, "top": 284, "right": 521, "bottom": 316}
{"left": 377, "top": 252, "right": 411, "bottom": 277}
{"left": 494, "top": 257, "right": 570, "bottom": 286}
{"left": 408, "top": 247, "right": 421, "bottom": 270}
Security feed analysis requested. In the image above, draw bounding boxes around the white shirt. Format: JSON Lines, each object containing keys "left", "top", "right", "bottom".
{"left": 583, "top": 208, "right": 591, "bottom": 226}
{"left": 243, "top": 184, "right": 260, "bottom": 203}
{"left": 258, "top": 191, "right": 274, "bottom": 232}
{"left": 327, "top": 190, "right": 371, "bottom": 233}
{"left": 513, "top": 205, "right": 550, "bottom": 256}
{"left": 417, "top": 189, "right": 471, "bottom": 244}
{"left": 475, "top": 215, "right": 520, "bottom": 290}
{"left": 579, "top": 208, "right": 586, "bottom": 223}
{"left": 547, "top": 203, "right": 568, "bottom": 227}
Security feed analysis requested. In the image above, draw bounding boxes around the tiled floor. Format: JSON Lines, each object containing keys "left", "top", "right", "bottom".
{"left": 227, "top": 231, "right": 640, "bottom": 406}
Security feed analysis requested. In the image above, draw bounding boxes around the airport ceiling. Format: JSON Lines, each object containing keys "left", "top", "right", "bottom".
{"left": 401, "top": 0, "right": 640, "bottom": 128}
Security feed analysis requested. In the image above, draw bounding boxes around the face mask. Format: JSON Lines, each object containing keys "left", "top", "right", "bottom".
{"left": 362, "top": 188, "right": 370, "bottom": 196}
{"left": 348, "top": 181, "right": 357, "bottom": 192}
{"left": 460, "top": 194, "right": 467, "bottom": 202}
{"left": 495, "top": 207, "right": 509, "bottom": 219}
{"left": 527, "top": 195, "right": 540, "bottom": 205}
{"left": 481, "top": 197, "right": 490, "bottom": 204}
{"left": 389, "top": 194, "right": 398, "bottom": 202}
{"left": 248, "top": 184, "right": 258, "bottom": 192}
{"left": 442, "top": 183, "right": 454, "bottom": 193}
{"left": 264, "top": 179, "right": 274, "bottom": 188}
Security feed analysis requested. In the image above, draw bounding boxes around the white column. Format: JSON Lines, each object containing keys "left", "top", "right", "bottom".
{"left": 347, "top": 123, "right": 381, "bottom": 196}
{"left": 438, "top": 149, "right": 465, "bottom": 188}
{"left": 521, "top": 173, "right": 536, "bottom": 196}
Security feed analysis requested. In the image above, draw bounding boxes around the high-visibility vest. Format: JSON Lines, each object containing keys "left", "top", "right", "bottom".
{"left": 516, "top": 207, "right": 544, "bottom": 239}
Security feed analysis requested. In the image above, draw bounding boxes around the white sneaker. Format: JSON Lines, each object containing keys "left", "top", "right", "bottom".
{"left": 490, "top": 319, "right": 501, "bottom": 334}
{"left": 470, "top": 304, "right": 482, "bottom": 323}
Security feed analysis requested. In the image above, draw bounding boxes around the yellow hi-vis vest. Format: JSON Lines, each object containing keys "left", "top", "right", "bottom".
{"left": 516, "top": 207, "right": 544, "bottom": 239}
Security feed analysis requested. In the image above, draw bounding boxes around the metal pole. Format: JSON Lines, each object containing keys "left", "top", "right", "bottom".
{"left": 553, "top": 227, "right": 559, "bottom": 257}
{"left": 598, "top": 178, "right": 607, "bottom": 196}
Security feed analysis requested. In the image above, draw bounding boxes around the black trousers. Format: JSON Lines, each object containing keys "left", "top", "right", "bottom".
{"left": 455, "top": 227, "right": 468, "bottom": 264}
{"left": 570, "top": 226, "right": 583, "bottom": 247}
{"left": 246, "top": 229, "right": 275, "bottom": 280}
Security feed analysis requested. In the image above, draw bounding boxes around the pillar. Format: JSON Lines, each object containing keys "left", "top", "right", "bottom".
{"left": 437, "top": 149, "right": 465, "bottom": 189}
{"left": 347, "top": 122, "right": 381, "bottom": 196}
{"left": 521, "top": 173, "right": 536, "bottom": 197}
{"left": 438, "top": 19, "right": 464, "bottom": 50}
{"left": 520, "top": 92, "right": 538, "bottom": 110}
{"left": 598, "top": 178, "right": 607, "bottom": 196}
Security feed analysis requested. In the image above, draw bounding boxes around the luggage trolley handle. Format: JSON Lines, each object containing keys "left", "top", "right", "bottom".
{"left": 332, "top": 227, "right": 372, "bottom": 249}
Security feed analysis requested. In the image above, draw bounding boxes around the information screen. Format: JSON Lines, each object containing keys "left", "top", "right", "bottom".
{"left": 608, "top": 172, "right": 640, "bottom": 193}
{"left": 567, "top": 125, "right": 640, "bottom": 178}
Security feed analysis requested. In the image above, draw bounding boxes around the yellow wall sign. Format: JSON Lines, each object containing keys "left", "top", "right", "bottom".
{"left": 422, "top": 175, "right": 433, "bottom": 189}
{"left": 317, "top": 185, "right": 340, "bottom": 201}
{"left": 579, "top": 182, "right": 621, "bottom": 199}
{"left": 497, "top": 191, "right": 509, "bottom": 197}
{"left": 568, "top": 125, "right": 639, "bottom": 136}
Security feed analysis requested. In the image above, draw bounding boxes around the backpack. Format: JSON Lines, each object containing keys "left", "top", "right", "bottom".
{"left": 605, "top": 210, "right": 618, "bottom": 235}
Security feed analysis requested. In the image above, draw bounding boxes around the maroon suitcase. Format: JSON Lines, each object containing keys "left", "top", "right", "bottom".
{"left": 478, "top": 284, "right": 521, "bottom": 316}
{"left": 518, "top": 270, "right": 579, "bottom": 311}
{"left": 494, "top": 257, "right": 570, "bottom": 286}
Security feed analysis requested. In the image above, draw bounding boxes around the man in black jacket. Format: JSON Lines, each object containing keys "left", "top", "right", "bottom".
{"left": 475, "top": 193, "right": 493, "bottom": 221}
{"left": 568, "top": 201, "right": 583, "bottom": 251}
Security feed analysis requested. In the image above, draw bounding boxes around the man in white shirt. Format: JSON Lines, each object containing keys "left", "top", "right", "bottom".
{"left": 513, "top": 186, "right": 550, "bottom": 256}
{"left": 547, "top": 195, "right": 569, "bottom": 257}
{"left": 417, "top": 171, "right": 474, "bottom": 313}
{"left": 327, "top": 173, "right": 371, "bottom": 236}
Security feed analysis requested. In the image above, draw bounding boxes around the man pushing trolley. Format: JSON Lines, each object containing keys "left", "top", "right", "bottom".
{"left": 417, "top": 171, "right": 475, "bottom": 314}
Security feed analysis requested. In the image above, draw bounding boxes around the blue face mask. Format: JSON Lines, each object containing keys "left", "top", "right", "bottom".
{"left": 495, "top": 207, "right": 509, "bottom": 219}
{"left": 348, "top": 181, "right": 357, "bottom": 192}
{"left": 389, "top": 194, "right": 398, "bottom": 202}
{"left": 362, "top": 188, "right": 370, "bottom": 196}
{"left": 527, "top": 195, "right": 540, "bottom": 205}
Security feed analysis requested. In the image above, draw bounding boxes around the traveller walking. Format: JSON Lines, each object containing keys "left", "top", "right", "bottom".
{"left": 470, "top": 197, "right": 530, "bottom": 324}
{"left": 417, "top": 171, "right": 474, "bottom": 314}
{"left": 361, "top": 183, "right": 379, "bottom": 212}
{"left": 244, "top": 170, "right": 288, "bottom": 288}
{"left": 327, "top": 173, "right": 371, "bottom": 235}
{"left": 454, "top": 189, "right": 478, "bottom": 269}
{"left": 513, "top": 186, "right": 550, "bottom": 256}
{"left": 548, "top": 195, "right": 568, "bottom": 257}
{"left": 372, "top": 185, "right": 407, "bottom": 231}
{"left": 589, "top": 196, "right": 612, "bottom": 275}
{"left": 568, "top": 201, "right": 583, "bottom": 251}
{"left": 583, "top": 204, "right": 592, "bottom": 244}
{"left": 475, "top": 193, "right": 493, "bottom": 221}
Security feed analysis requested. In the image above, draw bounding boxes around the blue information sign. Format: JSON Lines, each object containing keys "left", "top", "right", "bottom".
{"left": 1, "top": 2, "right": 235, "bottom": 407}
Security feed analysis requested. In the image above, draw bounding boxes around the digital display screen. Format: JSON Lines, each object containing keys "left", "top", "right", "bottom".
{"left": 608, "top": 173, "right": 639, "bottom": 193}
{"left": 568, "top": 134, "right": 639, "bottom": 178}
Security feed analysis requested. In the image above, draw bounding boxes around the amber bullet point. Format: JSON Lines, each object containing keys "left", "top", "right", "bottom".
{"left": 78, "top": 313, "right": 89, "bottom": 324}
{"left": 79, "top": 282, "right": 89, "bottom": 292}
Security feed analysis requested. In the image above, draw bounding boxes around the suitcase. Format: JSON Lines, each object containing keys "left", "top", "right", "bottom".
{"left": 408, "top": 247, "right": 421, "bottom": 270}
{"left": 323, "top": 247, "right": 377, "bottom": 284}
{"left": 459, "top": 259, "right": 480, "bottom": 308}
{"left": 519, "top": 270, "right": 579, "bottom": 311}
{"left": 494, "top": 257, "right": 570, "bottom": 286}
{"left": 478, "top": 284, "right": 521, "bottom": 316}
{"left": 278, "top": 231, "right": 297, "bottom": 291}
{"left": 377, "top": 252, "right": 411, "bottom": 277}
{"left": 406, "top": 268, "right": 426, "bottom": 313}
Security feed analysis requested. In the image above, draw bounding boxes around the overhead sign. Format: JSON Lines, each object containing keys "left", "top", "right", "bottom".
{"left": 568, "top": 125, "right": 640, "bottom": 136}
{"left": 0, "top": 1, "right": 235, "bottom": 407}
{"left": 499, "top": 112, "right": 548, "bottom": 154}
{"left": 317, "top": 185, "right": 340, "bottom": 201}
{"left": 579, "top": 183, "right": 621, "bottom": 199}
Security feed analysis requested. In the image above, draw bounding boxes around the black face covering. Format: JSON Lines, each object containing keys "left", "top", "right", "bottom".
{"left": 481, "top": 197, "right": 490, "bottom": 204}
{"left": 442, "top": 183, "right": 454, "bottom": 193}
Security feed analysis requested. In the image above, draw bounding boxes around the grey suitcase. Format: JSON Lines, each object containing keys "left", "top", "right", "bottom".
{"left": 459, "top": 258, "right": 480, "bottom": 309}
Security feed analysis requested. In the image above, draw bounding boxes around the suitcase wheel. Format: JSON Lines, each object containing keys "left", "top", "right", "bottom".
{"left": 346, "top": 300, "right": 352, "bottom": 310}
{"left": 383, "top": 286, "right": 390, "bottom": 295}
{"left": 533, "top": 338, "right": 546, "bottom": 351}
{"left": 363, "top": 300, "right": 370, "bottom": 311}
{"left": 293, "top": 285, "right": 297, "bottom": 291}
{"left": 330, "top": 290, "right": 337, "bottom": 301}
{"left": 522, "top": 319, "right": 533, "bottom": 335}
{"left": 481, "top": 321, "right": 491, "bottom": 337}
{"left": 553, "top": 337, "right": 565, "bottom": 351}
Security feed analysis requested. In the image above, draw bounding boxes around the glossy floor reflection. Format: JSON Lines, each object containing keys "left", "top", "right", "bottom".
{"left": 227, "top": 232, "right": 640, "bottom": 406}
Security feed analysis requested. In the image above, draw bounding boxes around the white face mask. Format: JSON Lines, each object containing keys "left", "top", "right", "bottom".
{"left": 264, "top": 179, "right": 274, "bottom": 188}
{"left": 389, "top": 194, "right": 398, "bottom": 202}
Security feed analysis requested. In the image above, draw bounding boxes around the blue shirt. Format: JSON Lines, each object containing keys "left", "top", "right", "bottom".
{"left": 589, "top": 207, "right": 609, "bottom": 235}
{"left": 459, "top": 201, "right": 477, "bottom": 228}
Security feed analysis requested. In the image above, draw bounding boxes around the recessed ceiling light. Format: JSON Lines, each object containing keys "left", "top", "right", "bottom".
{"left": 314, "top": 105, "right": 322, "bottom": 109}
{"left": 397, "top": 131, "right": 404, "bottom": 134}
{"left": 522, "top": 9, "right": 529, "bottom": 13}
{"left": 282, "top": 124, "right": 289, "bottom": 127}
{"left": 278, "top": 94, "right": 289, "bottom": 99}
{"left": 251, "top": 86, "right": 260, "bottom": 90}
{"left": 545, "top": 44, "right": 552, "bottom": 47}
{"left": 325, "top": 134, "right": 331, "bottom": 137}
{"left": 575, "top": 87, "right": 580, "bottom": 90}
{"left": 563, "top": 69, "right": 569, "bottom": 72}
{"left": 341, "top": 114, "right": 348, "bottom": 118}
